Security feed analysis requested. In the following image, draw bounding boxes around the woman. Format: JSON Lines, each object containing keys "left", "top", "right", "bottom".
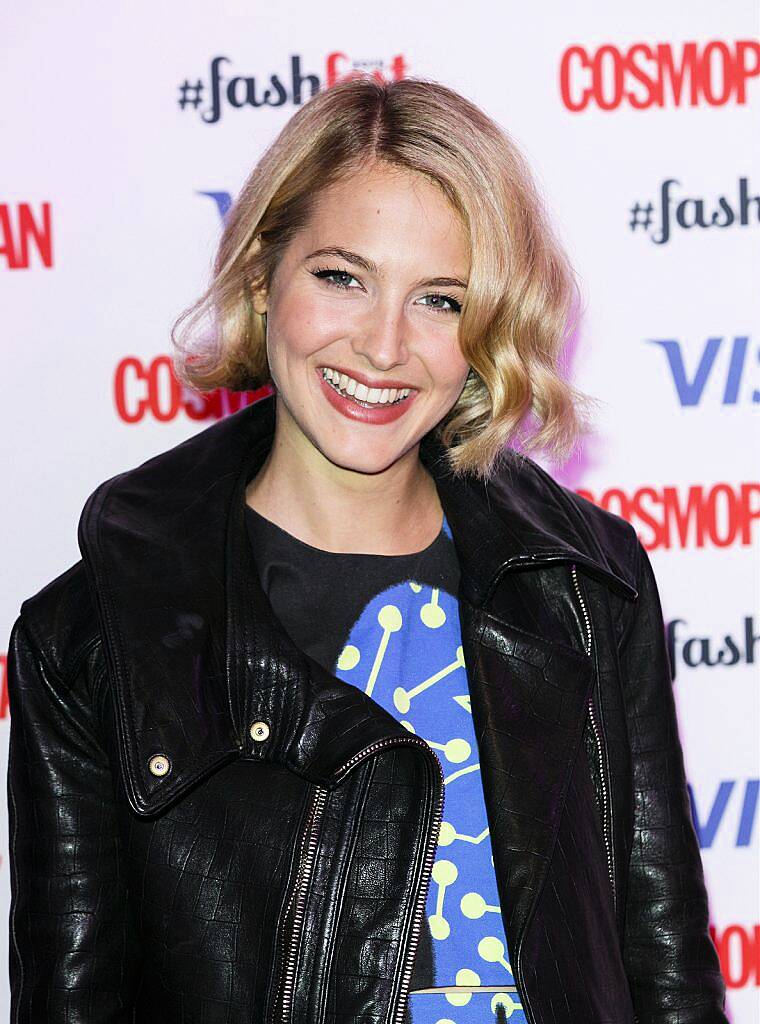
{"left": 7, "top": 78, "right": 727, "bottom": 1024}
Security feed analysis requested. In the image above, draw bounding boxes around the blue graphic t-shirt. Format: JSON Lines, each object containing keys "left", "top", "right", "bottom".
{"left": 245, "top": 504, "right": 526, "bottom": 1023}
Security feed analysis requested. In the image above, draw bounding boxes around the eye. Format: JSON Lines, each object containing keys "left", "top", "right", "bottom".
{"left": 310, "top": 266, "right": 462, "bottom": 316}
{"left": 310, "top": 267, "right": 360, "bottom": 290}
{"left": 419, "top": 293, "right": 462, "bottom": 316}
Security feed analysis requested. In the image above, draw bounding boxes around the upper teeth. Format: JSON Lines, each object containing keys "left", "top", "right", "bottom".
{"left": 321, "top": 367, "right": 411, "bottom": 404}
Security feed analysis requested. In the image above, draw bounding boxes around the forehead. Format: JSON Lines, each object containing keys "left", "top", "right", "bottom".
{"left": 298, "top": 163, "right": 469, "bottom": 266}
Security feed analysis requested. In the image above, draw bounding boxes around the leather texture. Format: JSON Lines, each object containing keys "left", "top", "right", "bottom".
{"left": 7, "top": 394, "right": 727, "bottom": 1023}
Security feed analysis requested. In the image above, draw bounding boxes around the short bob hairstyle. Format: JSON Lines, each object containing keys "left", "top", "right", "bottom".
{"left": 171, "top": 76, "right": 595, "bottom": 480}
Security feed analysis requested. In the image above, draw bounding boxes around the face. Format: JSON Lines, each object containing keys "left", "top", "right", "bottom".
{"left": 252, "top": 160, "right": 471, "bottom": 477}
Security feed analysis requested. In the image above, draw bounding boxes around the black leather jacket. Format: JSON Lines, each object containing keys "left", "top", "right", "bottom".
{"left": 7, "top": 395, "right": 727, "bottom": 1023}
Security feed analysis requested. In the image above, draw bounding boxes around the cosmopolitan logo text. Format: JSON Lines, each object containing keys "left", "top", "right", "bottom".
{"left": 560, "top": 40, "right": 760, "bottom": 111}
{"left": 0, "top": 653, "right": 7, "bottom": 720}
{"left": 114, "top": 355, "right": 273, "bottom": 423}
{"left": 577, "top": 482, "right": 759, "bottom": 550}
{"left": 710, "top": 923, "right": 760, "bottom": 990}
{"left": 0, "top": 202, "right": 53, "bottom": 270}
{"left": 178, "top": 52, "right": 408, "bottom": 124}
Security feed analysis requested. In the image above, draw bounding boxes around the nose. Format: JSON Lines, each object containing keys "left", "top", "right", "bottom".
{"left": 350, "top": 302, "right": 409, "bottom": 371}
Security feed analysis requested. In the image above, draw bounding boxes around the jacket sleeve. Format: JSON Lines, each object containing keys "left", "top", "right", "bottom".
{"left": 6, "top": 613, "right": 142, "bottom": 1022}
{"left": 618, "top": 539, "right": 728, "bottom": 1023}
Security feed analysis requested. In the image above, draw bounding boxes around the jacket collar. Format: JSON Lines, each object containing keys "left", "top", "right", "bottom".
{"left": 78, "top": 393, "right": 637, "bottom": 816}
{"left": 417, "top": 425, "right": 637, "bottom": 606}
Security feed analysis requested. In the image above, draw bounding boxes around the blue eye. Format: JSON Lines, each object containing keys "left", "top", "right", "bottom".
{"left": 311, "top": 267, "right": 357, "bottom": 290}
{"left": 419, "top": 293, "right": 462, "bottom": 315}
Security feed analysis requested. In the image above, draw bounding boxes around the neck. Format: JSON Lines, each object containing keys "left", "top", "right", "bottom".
{"left": 245, "top": 400, "right": 443, "bottom": 556}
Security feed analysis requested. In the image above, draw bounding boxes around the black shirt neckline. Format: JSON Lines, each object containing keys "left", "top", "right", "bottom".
{"left": 244, "top": 503, "right": 447, "bottom": 562}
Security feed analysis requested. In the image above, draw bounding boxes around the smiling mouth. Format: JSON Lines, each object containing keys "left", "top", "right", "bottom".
{"left": 320, "top": 366, "right": 414, "bottom": 406}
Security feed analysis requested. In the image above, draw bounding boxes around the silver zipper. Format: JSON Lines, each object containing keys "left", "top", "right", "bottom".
{"left": 274, "top": 733, "right": 444, "bottom": 1024}
{"left": 275, "top": 783, "right": 329, "bottom": 1023}
{"left": 570, "top": 563, "right": 616, "bottom": 912}
{"left": 387, "top": 741, "right": 445, "bottom": 1024}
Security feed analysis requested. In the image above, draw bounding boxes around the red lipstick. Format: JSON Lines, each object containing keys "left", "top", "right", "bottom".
{"left": 316, "top": 367, "right": 418, "bottom": 426}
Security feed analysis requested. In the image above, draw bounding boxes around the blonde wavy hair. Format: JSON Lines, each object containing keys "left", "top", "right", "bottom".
{"left": 171, "top": 76, "right": 595, "bottom": 480}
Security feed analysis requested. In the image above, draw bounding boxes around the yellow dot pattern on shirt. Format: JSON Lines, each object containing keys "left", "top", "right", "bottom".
{"left": 335, "top": 582, "right": 524, "bottom": 1016}
{"left": 337, "top": 644, "right": 360, "bottom": 671}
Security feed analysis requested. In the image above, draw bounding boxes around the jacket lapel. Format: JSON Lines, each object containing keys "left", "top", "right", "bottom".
{"left": 459, "top": 591, "right": 598, "bottom": 954}
{"left": 77, "top": 401, "right": 256, "bottom": 816}
{"left": 419, "top": 431, "right": 637, "bottom": 606}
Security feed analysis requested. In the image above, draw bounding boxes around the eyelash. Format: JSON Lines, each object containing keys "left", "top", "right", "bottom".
{"left": 310, "top": 266, "right": 463, "bottom": 316}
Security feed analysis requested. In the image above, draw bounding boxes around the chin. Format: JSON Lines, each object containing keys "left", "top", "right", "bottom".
{"left": 317, "top": 440, "right": 410, "bottom": 476}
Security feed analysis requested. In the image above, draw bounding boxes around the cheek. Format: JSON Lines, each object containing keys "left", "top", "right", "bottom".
{"left": 433, "top": 339, "right": 470, "bottom": 388}
{"left": 270, "top": 297, "right": 336, "bottom": 363}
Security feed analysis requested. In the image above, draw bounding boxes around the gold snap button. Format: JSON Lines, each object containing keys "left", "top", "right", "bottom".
{"left": 250, "top": 721, "right": 270, "bottom": 742}
{"left": 148, "top": 754, "right": 171, "bottom": 777}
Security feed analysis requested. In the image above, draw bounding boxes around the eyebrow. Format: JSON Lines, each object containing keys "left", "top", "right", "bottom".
{"left": 304, "top": 246, "right": 469, "bottom": 289}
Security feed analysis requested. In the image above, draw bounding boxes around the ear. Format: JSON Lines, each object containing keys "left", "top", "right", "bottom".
{"left": 249, "top": 282, "right": 268, "bottom": 316}
{"left": 245, "top": 235, "right": 267, "bottom": 315}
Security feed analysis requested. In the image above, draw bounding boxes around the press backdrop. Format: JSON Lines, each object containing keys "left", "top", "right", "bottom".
{"left": 2, "top": 1, "right": 759, "bottom": 1019}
